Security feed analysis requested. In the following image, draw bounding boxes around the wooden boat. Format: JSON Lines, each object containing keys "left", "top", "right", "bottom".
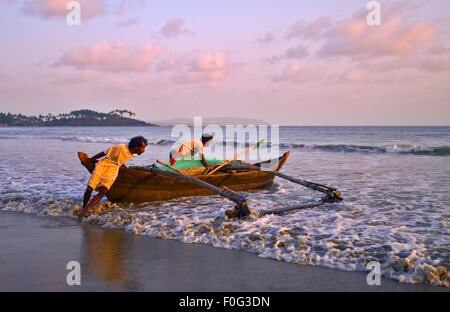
{"left": 79, "top": 152, "right": 290, "bottom": 203}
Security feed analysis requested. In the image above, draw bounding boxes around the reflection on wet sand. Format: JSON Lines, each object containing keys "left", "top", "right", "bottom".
{"left": 80, "top": 225, "right": 142, "bottom": 291}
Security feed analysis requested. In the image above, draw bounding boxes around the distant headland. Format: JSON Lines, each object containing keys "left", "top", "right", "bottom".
{"left": 0, "top": 109, "right": 157, "bottom": 127}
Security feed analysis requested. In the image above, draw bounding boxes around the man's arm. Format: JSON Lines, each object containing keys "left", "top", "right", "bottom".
{"left": 199, "top": 142, "right": 209, "bottom": 168}
{"left": 83, "top": 151, "right": 106, "bottom": 165}
{"left": 201, "top": 153, "right": 209, "bottom": 168}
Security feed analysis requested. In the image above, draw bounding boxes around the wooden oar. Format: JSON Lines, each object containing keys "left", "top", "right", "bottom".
{"left": 207, "top": 139, "right": 265, "bottom": 175}
{"left": 156, "top": 160, "right": 185, "bottom": 175}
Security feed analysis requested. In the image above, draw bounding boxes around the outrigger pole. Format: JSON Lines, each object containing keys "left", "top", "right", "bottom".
{"left": 255, "top": 194, "right": 340, "bottom": 217}
{"left": 153, "top": 161, "right": 251, "bottom": 217}
{"left": 154, "top": 160, "right": 343, "bottom": 218}
{"left": 227, "top": 163, "right": 342, "bottom": 198}
{"left": 222, "top": 163, "right": 343, "bottom": 217}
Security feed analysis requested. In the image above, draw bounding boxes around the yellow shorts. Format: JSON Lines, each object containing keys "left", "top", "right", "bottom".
{"left": 88, "top": 161, "right": 120, "bottom": 190}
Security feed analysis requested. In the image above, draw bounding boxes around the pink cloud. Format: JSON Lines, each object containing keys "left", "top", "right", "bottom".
{"left": 114, "top": 0, "right": 146, "bottom": 13}
{"left": 157, "top": 51, "right": 235, "bottom": 87}
{"left": 261, "top": 1, "right": 449, "bottom": 89}
{"left": 351, "top": 0, "right": 426, "bottom": 22}
{"left": 11, "top": 0, "right": 144, "bottom": 20}
{"left": 285, "top": 44, "right": 309, "bottom": 59}
{"left": 286, "top": 16, "right": 332, "bottom": 40}
{"left": 258, "top": 31, "right": 276, "bottom": 44}
{"left": 54, "top": 40, "right": 165, "bottom": 72}
{"left": 330, "top": 54, "right": 450, "bottom": 85}
{"left": 159, "top": 19, "right": 191, "bottom": 38}
{"left": 356, "top": 52, "right": 450, "bottom": 73}
{"left": 270, "top": 64, "right": 320, "bottom": 83}
{"left": 280, "top": 2, "right": 436, "bottom": 60}
{"left": 50, "top": 68, "right": 102, "bottom": 84}
{"left": 318, "top": 18, "right": 435, "bottom": 58}
{"left": 419, "top": 55, "right": 450, "bottom": 72}
{"left": 427, "top": 44, "right": 450, "bottom": 55}
{"left": 21, "top": 0, "right": 107, "bottom": 20}
{"left": 188, "top": 52, "right": 227, "bottom": 71}
{"left": 277, "top": 1, "right": 449, "bottom": 79}
{"left": 174, "top": 70, "right": 226, "bottom": 86}
{"left": 328, "top": 68, "right": 400, "bottom": 84}
{"left": 340, "top": 68, "right": 367, "bottom": 82}
{"left": 176, "top": 52, "right": 232, "bottom": 87}
{"left": 156, "top": 51, "right": 182, "bottom": 72}
{"left": 266, "top": 44, "right": 309, "bottom": 63}
{"left": 323, "top": 4, "right": 450, "bottom": 75}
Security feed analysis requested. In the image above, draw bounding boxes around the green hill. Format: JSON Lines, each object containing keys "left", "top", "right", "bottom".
{"left": 0, "top": 109, "right": 157, "bottom": 127}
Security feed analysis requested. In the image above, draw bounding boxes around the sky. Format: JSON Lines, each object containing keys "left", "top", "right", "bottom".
{"left": 0, "top": 0, "right": 449, "bottom": 125}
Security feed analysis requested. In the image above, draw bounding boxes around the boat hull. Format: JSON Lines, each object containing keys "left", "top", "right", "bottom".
{"left": 80, "top": 152, "right": 289, "bottom": 203}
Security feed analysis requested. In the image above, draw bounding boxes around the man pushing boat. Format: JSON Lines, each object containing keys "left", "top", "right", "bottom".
{"left": 169, "top": 134, "right": 213, "bottom": 167}
{"left": 78, "top": 136, "right": 147, "bottom": 218}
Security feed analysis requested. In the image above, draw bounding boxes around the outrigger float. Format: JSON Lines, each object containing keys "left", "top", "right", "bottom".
{"left": 78, "top": 148, "right": 343, "bottom": 218}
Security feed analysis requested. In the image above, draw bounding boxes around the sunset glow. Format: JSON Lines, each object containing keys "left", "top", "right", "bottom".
{"left": 1, "top": 0, "right": 449, "bottom": 125}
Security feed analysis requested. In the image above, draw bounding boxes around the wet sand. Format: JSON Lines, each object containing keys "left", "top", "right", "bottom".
{"left": 0, "top": 211, "right": 447, "bottom": 292}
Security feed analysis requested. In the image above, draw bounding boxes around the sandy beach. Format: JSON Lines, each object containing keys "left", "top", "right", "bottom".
{"left": 0, "top": 211, "right": 447, "bottom": 292}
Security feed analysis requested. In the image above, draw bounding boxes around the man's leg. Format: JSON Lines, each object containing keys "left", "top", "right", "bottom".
{"left": 169, "top": 151, "right": 176, "bottom": 165}
{"left": 79, "top": 186, "right": 108, "bottom": 218}
{"left": 83, "top": 186, "right": 94, "bottom": 210}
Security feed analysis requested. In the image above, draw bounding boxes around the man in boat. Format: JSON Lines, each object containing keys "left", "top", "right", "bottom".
{"left": 169, "top": 134, "right": 213, "bottom": 167}
{"left": 78, "top": 136, "right": 147, "bottom": 218}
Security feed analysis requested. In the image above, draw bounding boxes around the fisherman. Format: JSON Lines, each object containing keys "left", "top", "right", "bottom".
{"left": 169, "top": 134, "right": 213, "bottom": 167}
{"left": 78, "top": 136, "right": 147, "bottom": 218}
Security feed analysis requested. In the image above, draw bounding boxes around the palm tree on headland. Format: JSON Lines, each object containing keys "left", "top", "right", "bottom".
{"left": 110, "top": 109, "right": 136, "bottom": 118}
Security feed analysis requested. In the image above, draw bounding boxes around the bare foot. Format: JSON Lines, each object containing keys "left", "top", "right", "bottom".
{"left": 225, "top": 209, "right": 239, "bottom": 218}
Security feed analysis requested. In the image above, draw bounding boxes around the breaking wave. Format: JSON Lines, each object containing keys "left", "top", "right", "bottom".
{"left": 0, "top": 135, "right": 450, "bottom": 156}
{"left": 1, "top": 196, "right": 449, "bottom": 287}
{"left": 4, "top": 132, "right": 448, "bottom": 156}
{"left": 278, "top": 143, "right": 450, "bottom": 156}
{"left": 56, "top": 136, "right": 450, "bottom": 156}
{"left": 57, "top": 136, "right": 176, "bottom": 145}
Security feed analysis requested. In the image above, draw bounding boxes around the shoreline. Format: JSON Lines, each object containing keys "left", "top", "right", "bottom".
{"left": 0, "top": 211, "right": 447, "bottom": 292}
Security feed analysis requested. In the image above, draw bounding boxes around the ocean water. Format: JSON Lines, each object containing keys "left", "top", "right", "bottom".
{"left": 0, "top": 126, "right": 449, "bottom": 287}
